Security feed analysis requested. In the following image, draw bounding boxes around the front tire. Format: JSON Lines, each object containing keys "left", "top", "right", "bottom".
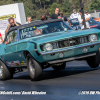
{"left": 27, "top": 55, "right": 42, "bottom": 81}
{"left": 87, "top": 51, "right": 100, "bottom": 68}
{"left": 0, "top": 60, "right": 13, "bottom": 81}
{"left": 52, "top": 62, "right": 66, "bottom": 70}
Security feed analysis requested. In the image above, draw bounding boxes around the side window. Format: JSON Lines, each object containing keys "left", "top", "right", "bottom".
{"left": 5, "top": 30, "right": 18, "bottom": 44}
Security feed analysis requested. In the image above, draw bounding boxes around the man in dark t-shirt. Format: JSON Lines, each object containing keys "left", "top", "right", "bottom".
{"left": 51, "top": 8, "right": 71, "bottom": 26}
{"left": 51, "top": 8, "right": 61, "bottom": 19}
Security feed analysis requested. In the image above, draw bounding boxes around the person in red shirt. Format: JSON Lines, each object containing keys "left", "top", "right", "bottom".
{"left": 0, "top": 33, "right": 3, "bottom": 43}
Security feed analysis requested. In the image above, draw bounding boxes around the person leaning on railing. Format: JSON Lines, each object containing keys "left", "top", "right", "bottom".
{"left": 78, "top": 9, "right": 90, "bottom": 30}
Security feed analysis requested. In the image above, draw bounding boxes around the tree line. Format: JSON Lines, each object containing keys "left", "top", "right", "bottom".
{"left": 0, "top": 0, "right": 100, "bottom": 20}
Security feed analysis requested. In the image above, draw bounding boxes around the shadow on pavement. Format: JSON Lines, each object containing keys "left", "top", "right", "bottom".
{"left": 13, "top": 66, "right": 100, "bottom": 81}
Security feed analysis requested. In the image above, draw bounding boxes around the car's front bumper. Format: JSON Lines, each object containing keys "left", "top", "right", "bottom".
{"left": 48, "top": 52, "right": 96, "bottom": 64}
{"left": 34, "top": 41, "right": 100, "bottom": 63}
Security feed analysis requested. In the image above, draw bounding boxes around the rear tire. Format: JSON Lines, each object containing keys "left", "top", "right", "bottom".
{"left": 27, "top": 54, "right": 42, "bottom": 81}
{"left": 0, "top": 60, "right": 13, "bottom": 81}
{"left": 52, "top": 62, "right": 66, "bottom": 70}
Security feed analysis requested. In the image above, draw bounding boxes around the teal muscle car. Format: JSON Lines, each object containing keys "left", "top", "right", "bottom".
{"left": 0, "top": 19, "right": 100, "bottom": 81}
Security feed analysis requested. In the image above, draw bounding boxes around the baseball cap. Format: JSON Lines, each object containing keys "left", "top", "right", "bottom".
{"left": 79, "top": 9, "right": 82, "bottom": 13}
{"left": 73, "top": 9, "right": 76, "bottom": 12}
{"left": 41, "top": 14, "right": 47, "bottom": 20}
{"left": 86, "top": 11, "right": 88, "bottom": 13}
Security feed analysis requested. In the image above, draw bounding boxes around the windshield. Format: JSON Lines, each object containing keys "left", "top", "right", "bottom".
{"left": 19, "top": 21, "right": 72, "bottom": 39}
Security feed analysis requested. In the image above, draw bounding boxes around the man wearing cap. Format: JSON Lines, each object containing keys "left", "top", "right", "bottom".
{"left": 85, "top": 11, "right": 91, "bottom": 19}
{"left": 59, "top": 12, "right": 71, "bottom": 26}
{"left": 70, "top": 9, "right": 80, "bottom": 19}
{"left": 78, "top": 9, "right": 90, "bottom": 30}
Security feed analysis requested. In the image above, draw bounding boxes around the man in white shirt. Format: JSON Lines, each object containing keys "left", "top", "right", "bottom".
{"left": 85, "top": 11, "right": 91, "bottom": 19}
{"left": 78, "top": 9, "right": 90, "bottom": 30}
{"left": 26, "top": 17, "right": 32, "bottom": 24}
{"left": 70, "top": 9, "right": 80, "bottom": 19}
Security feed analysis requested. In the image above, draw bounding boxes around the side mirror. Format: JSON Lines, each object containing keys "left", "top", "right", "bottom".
{"left": 64, "top": 28, "right": 67, "bottom": 32}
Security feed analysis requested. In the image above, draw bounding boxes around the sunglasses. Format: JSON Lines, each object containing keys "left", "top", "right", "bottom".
{"left": 10, "top": 22, "right": 14, "bottom": 24}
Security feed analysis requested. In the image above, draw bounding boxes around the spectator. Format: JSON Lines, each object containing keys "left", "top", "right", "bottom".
{"left": 51, "top": 8, "right": 61, "bottom": 19}
{"left": 70, "top": 9, "right": 80, "bottom": 19}
{"left": 78, "top": 9, "right": 90, "bottom": 30}
{"left": 51, "top": 9, "right": 71, "bottom": 26}
{"left": 5, "top": 17, "right": 20, "bottom": 34}
{"left": 59, "top": 12, "right": 65, "bottom": 20}
{"left": 59, "top": 12, "right": 71, "bottom": 26}
{"left": 40, "top": 14, "right": 48, "bottom": 34}
{"left": 85, "top": 11, "right": 91, "bottom": 19}
{"left": 60, "top": 12, "right": 63, "bottom": 17}
{"left": 41, "top": 14, "right": 47, "bottom": 21}
{"left": 26, "top": 17, "right": 32, "bottom": 23}
{"left": 0, "top": 33, "right": 3, "bottom": 43}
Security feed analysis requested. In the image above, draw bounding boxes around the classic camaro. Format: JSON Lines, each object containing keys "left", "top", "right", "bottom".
{"left": 0, "top": 19, "right": 100, "bottom": 81}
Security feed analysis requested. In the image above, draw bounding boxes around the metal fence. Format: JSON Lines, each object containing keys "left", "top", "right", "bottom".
{"left": 67, "top": 9, "right": 100, "bottom": 18}
{"left": 89, "top": 10, "right": 100, "bottom": 18}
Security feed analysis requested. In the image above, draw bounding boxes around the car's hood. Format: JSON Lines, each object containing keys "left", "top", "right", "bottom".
{"left": 28, "top": 29, "right": 100, "bottom": 44}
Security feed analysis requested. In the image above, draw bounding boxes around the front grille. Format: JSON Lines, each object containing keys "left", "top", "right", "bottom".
{"left": 40, "top": 35, "right": 89, "bottom": 51}
{"left": 53, "top": 36, "right": 89, "bottom": 49}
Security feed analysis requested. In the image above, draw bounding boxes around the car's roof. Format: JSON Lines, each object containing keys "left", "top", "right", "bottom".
{"left": 8, "top": 19, "right": 63, "bottom": 33}
{"left": 3, "top": 19, "right": 63, "bottom": 43}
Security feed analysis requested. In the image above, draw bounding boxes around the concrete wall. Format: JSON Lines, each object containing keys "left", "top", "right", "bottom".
{"left": 89, "top": 10, "right": 100, "bottom": 18}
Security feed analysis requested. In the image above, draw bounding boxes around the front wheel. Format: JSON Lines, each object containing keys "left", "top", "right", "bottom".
{"left": 27, "top": 55, "right": 42, "bottom": 81}
{"left": 87, "top": 51, "right": 100, "bottom": 68}
{"left": 52, "top": 62, "right": 66, "bottom": 70}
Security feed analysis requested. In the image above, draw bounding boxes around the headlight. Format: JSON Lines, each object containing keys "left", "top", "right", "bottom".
{"left": 44, "top": 43, "right": 53, "bottom": 51}
{"left": 89, "top": 34, "right": 98, "bottom": 42}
